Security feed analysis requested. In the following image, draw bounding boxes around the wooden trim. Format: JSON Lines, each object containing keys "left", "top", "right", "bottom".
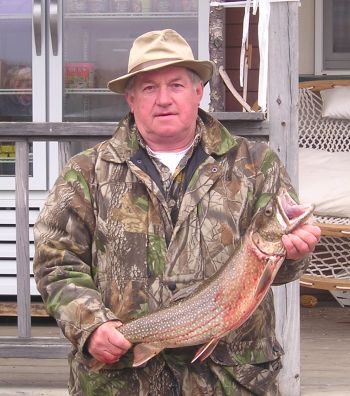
{"left": 300, "top": 275, "right": 350, "bottom": 291}
{"left": 15, "top": 142, "right": 31, "bottom": 337}
{"left": 0, "top": 302, "right": 49, "bottom": 317}
{"left": 209, "top": 0, "right": 226, "bottom": 112}
{"left": 0, "top": 116, "right": 268, "bottom": 141}
{"left": 210, "top": 112, "right": 265, "bottom": 121}
{"left": 0, "top": 338, "right": 70, "bottom": 359}
{"left": 268, "top": 3, "right": 300, "bottom": 394}
{"left": 0, "top": 122, "right": 116, "bottom": 139}
{"left": 316, "top": 222, "right": 350, "bottom": 238}
{"left": 299, "top": 79, "right": 350, "bottom": 92}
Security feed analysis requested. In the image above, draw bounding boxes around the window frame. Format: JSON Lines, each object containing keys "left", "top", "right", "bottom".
{"left": 315, "top": 0, "right": 350, "bottom": 75}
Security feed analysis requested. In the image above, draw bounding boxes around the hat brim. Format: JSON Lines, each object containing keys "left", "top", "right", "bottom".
{"left": 108, "top": 59, "right": 215, "bottom": 94}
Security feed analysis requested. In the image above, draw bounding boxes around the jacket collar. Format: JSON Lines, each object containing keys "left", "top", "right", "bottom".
{"left": 100, "top": 109, "right": 238, "bottom": 164}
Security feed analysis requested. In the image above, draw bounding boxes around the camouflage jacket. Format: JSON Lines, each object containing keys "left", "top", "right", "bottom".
{"left": 34, "top": 110, "right": 308, "bottom": 396}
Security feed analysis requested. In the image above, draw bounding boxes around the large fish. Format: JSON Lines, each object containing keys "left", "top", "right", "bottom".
{"left": 100, "top": 188, "right": 314, "bottom": 368}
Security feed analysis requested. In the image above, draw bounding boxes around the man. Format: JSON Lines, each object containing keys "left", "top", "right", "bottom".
{"left": 34, "top": 29, "right": 320, "bottom": 395}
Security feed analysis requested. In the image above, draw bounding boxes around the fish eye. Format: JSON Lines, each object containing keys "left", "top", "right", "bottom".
{"left": 264, "top": 206, "right": 274, "bottom": 217}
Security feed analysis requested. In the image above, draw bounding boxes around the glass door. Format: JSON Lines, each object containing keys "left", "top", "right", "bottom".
{"left": 0, "top": 0, "right": 207, "bottom": 188}
{"left": 62, "top": 0, "right": 199, "bottom": 122}
{"left": 0, "top": 0, "right": 47, "bottom": 190}
{"left": 0, "top": 1, "right": 32, "bottom": 122}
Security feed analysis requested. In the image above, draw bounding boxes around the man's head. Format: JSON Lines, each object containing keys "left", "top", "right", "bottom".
{"left": 108, "top": 30, "right": 215, "bottom": 152}
{"left": 124, "top": 65, "right": 203, "bottom": 151}
{"left": 108, "top": 29, "right": 214, "bottom": 94}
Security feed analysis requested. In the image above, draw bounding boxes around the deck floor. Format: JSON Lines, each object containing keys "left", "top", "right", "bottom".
{"left": 300, "top": 302, "right": 350, "bottom": 395}
{"left": 0, "top": 302, "right": 349, "bottom": 395}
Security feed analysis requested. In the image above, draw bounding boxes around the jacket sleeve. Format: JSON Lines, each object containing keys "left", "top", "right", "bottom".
{"left": 33, "top": 152, "right": 118, "bottom": 353}
{"left": 251, "top": 142, "right": 310, "bottom": 285}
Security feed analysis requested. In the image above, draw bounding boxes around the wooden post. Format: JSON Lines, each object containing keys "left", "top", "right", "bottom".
{"left": 268, "top": 2, "right": 300, "bottom": 395}
{"left": 209, "top": 0, "right": 226, "bottom": 112}
{"left": 15, "top": 140, "right": 31, "bottom": 338}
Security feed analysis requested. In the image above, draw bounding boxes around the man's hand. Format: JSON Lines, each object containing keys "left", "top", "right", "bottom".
{"left": 87, "top": 321, "right": 132, "bottom": 364}
{"left": 282, "top": 224, "right": 321, "bottom": 261}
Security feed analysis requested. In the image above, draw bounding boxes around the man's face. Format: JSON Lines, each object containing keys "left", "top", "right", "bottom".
{"left": 125, "top": 66, "right": 203, "bottom": 151}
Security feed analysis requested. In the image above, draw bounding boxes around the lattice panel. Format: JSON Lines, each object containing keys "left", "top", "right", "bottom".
{"left": 315, "top": 214, "right": 350, "bottom": 226}
{"left": 299, "top": 88, "right": 350, "bottom": 152}
{"left": 305, "top": 235, "right": 350, "bottom": 279}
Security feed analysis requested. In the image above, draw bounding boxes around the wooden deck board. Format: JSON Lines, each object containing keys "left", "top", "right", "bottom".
{"left": 0, "top": 302, "right": 49, "bottom": 317}
{"left": 0, "top": 317, "right": 61, "bottom": 338}
{"left": 300, "top": 303, "right": 350, "bottom": 396}
{"left": 0, "top": 303, "right": 348, "bottom": 395}
{"left": 0, "top": 358, "right": 69, "bottom": 387}
{"left": 0, "top": 389, "right": 68, "bottom": 396}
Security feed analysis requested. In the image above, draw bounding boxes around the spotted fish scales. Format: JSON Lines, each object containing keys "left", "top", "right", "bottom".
{"left": 98, "top": 188, "right": 314, "bottom": 368}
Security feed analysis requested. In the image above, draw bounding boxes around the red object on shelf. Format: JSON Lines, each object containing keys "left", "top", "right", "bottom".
{"left": 64, "top": 62, "right": 95, "bottom": 89}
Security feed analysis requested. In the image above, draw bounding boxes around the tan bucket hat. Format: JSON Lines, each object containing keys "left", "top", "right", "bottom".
{"left": 108, "top": 29, "right": 215, "bottom": 94}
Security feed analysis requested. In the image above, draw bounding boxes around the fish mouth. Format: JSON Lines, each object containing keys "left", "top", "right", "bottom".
{"left": 277, "top": 188, "right": 315, "bottom": 233}
{"left": 250, "top": 189, "right": 315, "bottom": 257}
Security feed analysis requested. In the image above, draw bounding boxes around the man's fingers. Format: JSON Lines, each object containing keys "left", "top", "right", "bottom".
{"left": 293, "top": 224, "right": 321, "bottom": 244}
{"left": 107, "top": 326, "right": 132, "bottom": 352}
{"left": 87, "top": 321, "right": 132, "bottom": 363}
{"left": 291, "top": 229, "right": 317, "bottom": 251}
{"left": 282, "top": 224, "right": 321, "bottom": 261}
{"left": 283, "top": 234, "right": 307, "bottom": 260}
{"left": 93, "top": 349, "right": 121, "bottom": 364}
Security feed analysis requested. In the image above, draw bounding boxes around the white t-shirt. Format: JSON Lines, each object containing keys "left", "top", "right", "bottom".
{"left": 148, "top": 145, "right": 192, "bottom": 174}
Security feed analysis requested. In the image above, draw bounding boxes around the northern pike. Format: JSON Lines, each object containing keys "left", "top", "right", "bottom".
{"left": 98, "top": 188, "right": 314, "bottom": 368}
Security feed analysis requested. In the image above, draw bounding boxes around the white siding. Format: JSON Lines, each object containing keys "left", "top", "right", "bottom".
{"left": 0, "top": 204, "right": 40, "bottom": 296}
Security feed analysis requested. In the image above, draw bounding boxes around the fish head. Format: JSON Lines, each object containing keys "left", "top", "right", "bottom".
{"left": 248, "top": 188, "right": 315, "bottom": 299}
{"left": 250, "top": 188, "right": 315, "bottom": 258}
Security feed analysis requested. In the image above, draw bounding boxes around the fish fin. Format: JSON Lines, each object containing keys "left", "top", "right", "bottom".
{"left": 191, "top": 337, "right": 220, "bottom": 363}
{"left": 170, "top": 283, "right": 201, "bottom": 303}
{"left": 88, "top": 359, "right": 105, "bottom": 373}
{"left": 255, "top": 265, "right": 273, "bottom": 297}
{"left": 132, "top": 343, "right": 164, "bottom": 367}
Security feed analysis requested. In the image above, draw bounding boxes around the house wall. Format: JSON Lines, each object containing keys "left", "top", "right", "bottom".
{"left": 299, "top": 0, "right": 315, "bottom": 76}
{"left": 225, "top": 8, "right": 259, "bottom": 111}
{"left": 225, "top": 1, "right": 316, "bottom": 111}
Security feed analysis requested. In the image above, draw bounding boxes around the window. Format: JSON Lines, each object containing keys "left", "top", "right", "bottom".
{"left": 315, "top": 0, "right": 350, "bottom": 74}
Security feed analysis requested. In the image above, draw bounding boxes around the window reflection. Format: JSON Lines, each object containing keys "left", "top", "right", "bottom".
{"left": 333, "top": 0, "right": 350, "bottom": 53}
{"left": 0, "top": 65, "right": 32, "bottom": 121}
{"left": 0, "top": 142, "right": 34, "bottom": 177}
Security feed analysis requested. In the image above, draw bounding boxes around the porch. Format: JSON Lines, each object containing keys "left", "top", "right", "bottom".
{"left": 0, "top": 301, "right": 349, "bottom": 395}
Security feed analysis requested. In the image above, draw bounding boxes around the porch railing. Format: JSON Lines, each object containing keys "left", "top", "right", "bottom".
{"left": 0, "top": 115, "right": 267, "bottom": 358}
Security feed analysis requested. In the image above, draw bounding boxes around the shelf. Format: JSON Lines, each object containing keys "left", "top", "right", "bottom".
{"left": 64, "top": 11, "right": 197, "bottom": 20}
{"left": 0, "top": 14, "right": 31, "bottom": 21}
{"left": 213, "top": 111, "right": 266, "bottom": 121}
{"left": 0, "top": 156, "right": 33, "bottom": 164}
{"left": 64, "top": 88, "right": 115, "bottom": 95}
{"left": 0, "top": 89, "right": 32, "bottom": 96}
